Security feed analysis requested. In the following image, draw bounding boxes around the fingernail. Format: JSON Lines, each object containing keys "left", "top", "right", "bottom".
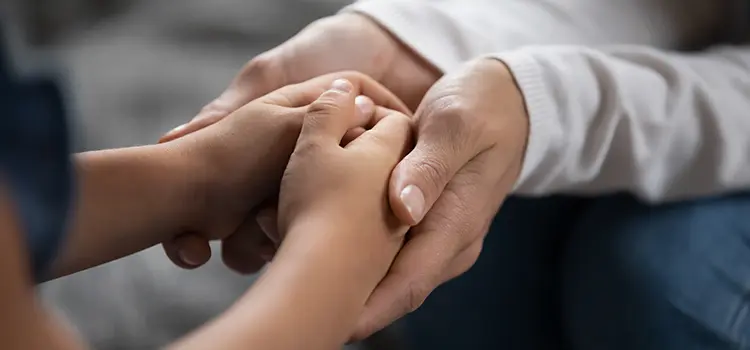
{"left": 256, "top": 214, "right": 279, "bottom": 244}
{"left": 355, "top": 95, "right": 374, "bottom": 122}
{"left": 260, "top": 252, "right": 274, "bottom": 263}
{"left": 400, "top": 184, "right": 425, "bottom": 224}
{"left": 165, "top": 123, "right": 186, "bottom": 137}
{"left": 178, "top": 249, "right": 201, "bottom": 267}
{"left": 330, "top": 79, "right": 352, "bottom": 93}
{"left": 259, "top": 246, "right": 276, "bottom": 262}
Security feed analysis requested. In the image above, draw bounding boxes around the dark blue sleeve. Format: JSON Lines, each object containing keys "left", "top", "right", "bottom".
{"left": 0, "top": 52, "right": 73, "bottom": 282}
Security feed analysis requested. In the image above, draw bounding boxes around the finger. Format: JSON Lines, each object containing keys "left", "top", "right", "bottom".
{"left": 350, "top": 229, "right": 451, "bottom": 341}
{"left": 298, "top": 79, "right": 359, "bottom": 146}
{"left": 261, "top": 71, "right": 411, "bottom": 116}
{"left": 442, "top": 238, "right": 483, "bottom": 283}
{"left": 353, "top": 153, "right": 503, "bottom": 340}
{"left": 255, "top": 204, "right": 280, "bottom": 248}
{"left": 170, "top": 92, "right": 371, "bottom": 147}
{"left": 341, "top": 127, "right": 366, "bottom": 146}
{"left": 352, "top": 239, "right": 481, "bottom": 343}
{"left": 160, "top": 112, "right": 226, "bottom": 143}
{"left": 354, "top": 95, "right": 376, "bottom": 126}
{"left": 346, "top": 107, "right": 414, "bottom": 162}
{"left": 341, "top": 101, "right": 395, "bottom": 146}
{"left": 389, "top": 100, "right": 485, "bottom": 226}
{"left": 163, "top": 77, "right": 377, "bottom": 146}
{"left": 162, "top": 234, "right": 212, "bottom": 269}
{"left": 221, "top": 216, "right": 276, "bottom": 275}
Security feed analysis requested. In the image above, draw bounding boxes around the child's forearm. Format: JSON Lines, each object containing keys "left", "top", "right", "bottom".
{"left": 236, "top": 217, "right": 405, "bottom": 347}
{"left": 170, "top": 217, "right": 405, "bottom": 350}
{"left": 49, "top": 144, "right": 205, "bottom": 279}
{"left": 49, "top": 105, "right": 303, "bottom": 280}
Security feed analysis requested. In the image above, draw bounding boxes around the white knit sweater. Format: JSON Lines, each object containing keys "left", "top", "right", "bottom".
{"left": 346, "top": 0, "right": 749, "bottom": 202}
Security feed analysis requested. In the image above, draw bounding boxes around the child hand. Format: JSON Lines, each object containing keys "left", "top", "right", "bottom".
{"left": 276, "top": 78, "right": 413, "bottom": 278}
{"left": 171, "top": 80, "right": 413, "bottom": 350}
{"left": 160, "top": 73, "right": 410, "bottom": 272}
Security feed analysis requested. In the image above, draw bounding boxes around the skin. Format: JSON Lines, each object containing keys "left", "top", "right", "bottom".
{"left": 0, "top": 75, "right": 412, "bottom": 349}
{"left": 162, "top": 10, "right": 531, "bottom": 340}
{"left": 173, "top": 80, "right": 412, "bottom": 350}
{"left": 158, "top": 12, "right": 439, "bottom": 272}
{"left": 356, "top": 58, "right": 528, "bottom": 337}
{"left": 50, "top": 71, "right": 407, "bottom": 279}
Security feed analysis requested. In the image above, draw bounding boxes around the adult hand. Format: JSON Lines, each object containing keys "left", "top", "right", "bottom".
{"left": 160, "top": 12, "right": 439, "bottom": 271}
{"left": 161, "top": 12, "right": 438, "bottom": 144}
{"left": 351, "top": 58, "right": 530, "bottom": 339}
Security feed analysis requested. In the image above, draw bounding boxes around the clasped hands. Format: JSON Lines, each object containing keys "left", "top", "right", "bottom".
{"left": 158, "top": 13, "right": 530, "bottom": 340}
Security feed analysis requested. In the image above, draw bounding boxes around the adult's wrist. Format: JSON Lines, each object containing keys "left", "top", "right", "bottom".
{"left": 486, "top": 52, "right": 553, "bottom": 193}
{"left": 342, "top": 0, "right": 454, "bottom": 73}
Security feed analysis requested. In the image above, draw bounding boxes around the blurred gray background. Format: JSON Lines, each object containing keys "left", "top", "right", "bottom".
{"left": 3, "top": 1, "right": 405, "bottom": 349}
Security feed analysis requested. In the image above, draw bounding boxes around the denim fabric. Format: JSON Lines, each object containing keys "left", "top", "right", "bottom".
{"left": 403, "top": 194, "right": 750, "bottom": 350}
{"left": 0, "top": 46, "right": 72, "bottom": 282}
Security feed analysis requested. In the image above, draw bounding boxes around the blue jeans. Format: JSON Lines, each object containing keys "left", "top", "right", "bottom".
{"left": 401, "top": 194, "right": 750, "bottom": 349}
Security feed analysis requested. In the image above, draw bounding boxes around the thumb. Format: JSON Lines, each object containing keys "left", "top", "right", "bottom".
{"left": 389, "top": 108, "right": 480, "bottom": 226}
{"left": 298, "top": 79, "right": 360, "bottom": 146}
{"left": 162, "top": 234, "right": 212, "bottom": 269}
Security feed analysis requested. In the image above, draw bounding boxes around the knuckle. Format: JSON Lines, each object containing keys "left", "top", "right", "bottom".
{"left": 458, "top": 212, "right": 490, "bottom": 250}
{"left": 443, "top": 241, "right": 483, "bottom": 282}
{"left": 293, "top": 138, "right": 324, "bottom": 158}
{"left": 318, "top": 88, "right": 348, "bottom": 102}
{"left": 420, "top": 91, "right": 490, "bottom": 150}
{"left": 337, "top": 70, "right": 367, "bottom": 83}
{"left": 244, "top": 54, "right": 275, "bottom": 77}
{"left": 239, "top": 53, "right": 286, "bottom": 88}
{"left": 479, "top": 215, "right": 494, "bottom": 237}
{"left": 389, "top": 111, "right": 413, "bottom": 127}
{"left": 307, "top": 91, "right": 345, "bottom": 116}
{"left": 403, "top": 281, "right": 431, "bottom": 313}
{"left": 454, "top": 241, "right": 484, "bottom": 278}
{"left": 351, "top": 324, "right": 376, "bottom": 342}
{"left": 413, "top": 156, "right": 452, "bottom": 191}
{"left": 466, "top": 241, "right": 484, "bottom": 266}
{"left": 369, "top": 113, "right": 412, "bottom": 149}
{"left": 197, "top": 100, "right": 230, "bottom": 120}
{"left": 426, "top": 97, "right": 472, "bottom": 139}
{"left": 462, "top": 241, "right": 484, "bottom": 271}
{"left": 463, "top": 221, "right": 491, "bottom": 252}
